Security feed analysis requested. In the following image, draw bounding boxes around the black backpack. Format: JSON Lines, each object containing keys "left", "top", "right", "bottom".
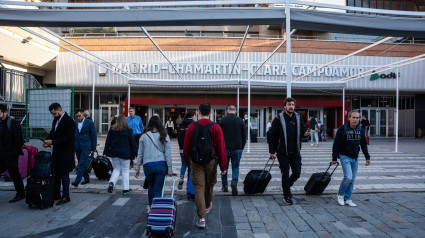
{"left": 190, "top": 121, "right": 215, "bottom": 164}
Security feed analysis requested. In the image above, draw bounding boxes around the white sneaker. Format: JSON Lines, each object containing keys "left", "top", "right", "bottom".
{"left": 316, "top": 144, "right": 319, "bottom": 147}
{"left": 345, "top": 200, "right": 357, "bottom": 207}
{"left": 310, "top": 144, "right": 314, "bottom": 146}
{"left": 337, "top": 194, "right": 345, "bottom": 206}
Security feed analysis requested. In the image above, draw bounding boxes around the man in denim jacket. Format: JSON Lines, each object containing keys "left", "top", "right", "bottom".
{"left": 332, "top": 110, "right": 371, "bottom": 207}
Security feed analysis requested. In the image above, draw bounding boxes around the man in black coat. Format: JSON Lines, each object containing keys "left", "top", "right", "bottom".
{"left": 269, "top": 97, "right": 310, "bottom": 205}
{"left": 219, "top": 105, "right": 246, "bottom": 196}
{"left": 0, "top": 104, "right": 25, "bottom": 203}
{"left": 43, "top": 103, "right": 75, "bottom": 205}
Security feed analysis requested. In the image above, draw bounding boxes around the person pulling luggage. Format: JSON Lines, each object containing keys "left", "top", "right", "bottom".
{"left": 268, "top": 97, "right": 309, "bottom": 205}
{"left": 135, "top": 116, "right": 173, "bottom": 209}
{"left": 71, "top": 109, "right": 97, "bottom": 187}
{"left": 0, "top": 104, "right": 25, "bottom": 203}
{"left": 332, "top": 110, "right": 371, "bottom": 207}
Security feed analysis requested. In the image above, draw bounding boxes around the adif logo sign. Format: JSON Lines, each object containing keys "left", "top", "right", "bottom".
{"left": 370, "top": 71, "right": 398, "bottom": 81}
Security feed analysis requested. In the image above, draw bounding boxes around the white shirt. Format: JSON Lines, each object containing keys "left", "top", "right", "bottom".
{"left": 55, "top": 112, "right": 65, "bottom": 131}
{"left": 266, "top": 122, "right": 272, "bottom": 132}
{"left": 78, "top": 118, "right": 85, "bottom": 133}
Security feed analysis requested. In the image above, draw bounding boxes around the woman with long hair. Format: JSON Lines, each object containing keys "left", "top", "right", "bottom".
{"left": 104, "top": 115, "right": 137, "bottom": 194}
{"left": 135, "top": 116, "right": 173, "bottom": 207}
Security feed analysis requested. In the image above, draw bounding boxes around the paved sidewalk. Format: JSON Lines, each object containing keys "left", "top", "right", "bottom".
{"left": 1, "top": 138, "right": 424, "bottom": 237}
{"left": 1, "top": 190, "right": 424, "bottom": 238}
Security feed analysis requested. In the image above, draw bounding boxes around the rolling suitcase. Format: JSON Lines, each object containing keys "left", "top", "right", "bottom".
{"left": 146, "top": 174, "right": 177, "bottom": 238}
{"left": 304, "top": 162, "right": 339, "bottom": 195}
{"left": 26, "top": 175, "right": 55, "bottom": 209}
{"left": 243, "top": 157, "right": 275, "bottom": 195}
{"left": 92, "top": 155, "right": 113, "bottom": 180}
{"left": 31, "top": 151, "right": 52, "bottom": 179}
{"left": 187, "top": 169, "right": 195, "bottom": 200}
{"left": 5, "top": 148, "right": 29, "bottom": 181}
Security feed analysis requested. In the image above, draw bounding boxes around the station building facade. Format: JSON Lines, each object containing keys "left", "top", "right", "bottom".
{"left": 55, "top": 37, "right": 425, "bottom": 138}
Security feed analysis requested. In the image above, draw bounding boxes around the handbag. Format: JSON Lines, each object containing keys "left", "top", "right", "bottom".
{"left": 315, "top": 124, "right": 320, "bottom": 132}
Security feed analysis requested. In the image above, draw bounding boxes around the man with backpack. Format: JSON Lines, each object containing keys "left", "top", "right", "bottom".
{"left": 0, "top": 104, "right": 25, "bottom": 203}
{"left": 183, "top": 102, "right": 227, "bottom": 229}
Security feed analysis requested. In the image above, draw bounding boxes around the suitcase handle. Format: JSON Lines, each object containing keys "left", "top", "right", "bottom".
{"left": 161, "top": 173, "right": 177, "bottom": 198}
{"left": 320, "top": 162, "right": 339, "bottom": 180}
{"left": 254, "top": 157, "right": 275, "bottom": 191}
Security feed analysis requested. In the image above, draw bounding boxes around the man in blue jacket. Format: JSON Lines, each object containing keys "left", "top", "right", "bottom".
{"left": 332, "top": 110, "right": 371, "bottom": 207}
{"left": 127, "top": 107, "right": 144, "bottom": 168}
{"left": 72, "top": 109, "right": 97, "bottom": 187}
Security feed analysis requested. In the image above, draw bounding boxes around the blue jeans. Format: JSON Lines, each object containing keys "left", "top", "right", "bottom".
{"left": 338, "top": 155, "right": 359, "bottom": 201}
{"left": 143, "top": 162, "right": 167, "bottom": 206}
{"left": 179, "top": 152, "right": 187, "bottom": 178}
{"left": 75, "top": 149, "right": 91, "bottom": 184}
{"left": 221, "top": 149, "right": 242, "bottom": 186}
{"left": 55, "top": 173, "right": 70, "bottom": 199}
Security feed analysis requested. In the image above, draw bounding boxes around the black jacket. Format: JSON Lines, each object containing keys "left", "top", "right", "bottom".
{"left": 46, "top": 112, "right": 76, "bottom": 174}
{"left": 104, "top": 128, "right": 137, "bottom": 160}
{"left": 0, "top": 116, "right": 23, "bottom": 158}
{"left": 177, "top": 118, "right": 194, "bottom": 150}
{"left": 332, "top": 122, "right": 370, "bottom": 161}
{"left": 219, "top": 114, "right": 247, "bottom": 150}
{"left": 268, "top": 112, "right": 307, "bottom": 156}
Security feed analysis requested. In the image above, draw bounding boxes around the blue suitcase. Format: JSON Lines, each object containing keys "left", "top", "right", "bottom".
{"left": 187, "top": 167, "right": 195, "bottom": 200}
{"left": 146, "top": 174, "right": 177, "bottom": 238}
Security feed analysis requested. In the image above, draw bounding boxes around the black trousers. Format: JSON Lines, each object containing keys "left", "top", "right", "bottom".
{"left": 0, "top": 155, "right": 25, "bottom": 196}
{"left": 277, "top": 152, "right": 302, "bottom": 197}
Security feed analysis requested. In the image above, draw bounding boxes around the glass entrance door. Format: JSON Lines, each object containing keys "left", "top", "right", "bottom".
{"left": 361, "top": 108, "right": 394, "bottom": 137}
{"left": 99, "top": 104, "right": 119, "bottom": 135}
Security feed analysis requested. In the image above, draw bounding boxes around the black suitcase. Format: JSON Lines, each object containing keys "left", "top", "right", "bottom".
{"left": 304, "top": 162, "right": 339, "bottom": 195}
{"left": 31, "top": 151, "right": 52, "bottom": 178}
{"left": 243, "top": 158, "right": 275, "bottom": 195}
{"left": 92, "top": 155, "right": 113, "bottom": 180}
{"left": 25, "top": 175, "right": 55, "bottom": 209}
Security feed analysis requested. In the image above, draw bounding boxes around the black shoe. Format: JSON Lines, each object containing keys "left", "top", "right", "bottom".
{"left": 222, "top": 186, "right": 228, "bottom": 192}
{"left": 9, "top": 195, "right": 25, "bottom": 203}
{"left": 81, "top": 180, "right": 90, "bottom": 185}
{"left": 108, "top": 182, "right": 114, "bottom": 193}
{"left": 71, "top": 182, "right": 79, "bottom": 187}
{"left": 123, "top": 189, "right": 132, "bottom": 194}
{"left": 56, "top": 197, "right": 70, "bottom": 205}
{"left": 231, "top": 182, "right": 238, "bottom": 196}
{"left": 284, "top": 196, "right": 293, "bottom": 205}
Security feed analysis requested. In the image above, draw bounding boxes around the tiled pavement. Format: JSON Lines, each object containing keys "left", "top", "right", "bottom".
{"left": 1, "top": 138, "right": 425, "bottom": 237}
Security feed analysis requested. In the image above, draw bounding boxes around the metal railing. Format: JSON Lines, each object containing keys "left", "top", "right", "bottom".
{"left": 62, "top": 31, "right": 425, "bottom": 44}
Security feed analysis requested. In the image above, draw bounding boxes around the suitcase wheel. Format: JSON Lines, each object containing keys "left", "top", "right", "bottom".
{"left": 166, "top": 228, "right": 174, "bottom": 238}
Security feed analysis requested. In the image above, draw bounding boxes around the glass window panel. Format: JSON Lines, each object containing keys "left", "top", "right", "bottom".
{"left": 361, "top": 96, "right": 378, "bottom": 107}
{"left": 351, "top": 96, "right": 360, "bottom": 111}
